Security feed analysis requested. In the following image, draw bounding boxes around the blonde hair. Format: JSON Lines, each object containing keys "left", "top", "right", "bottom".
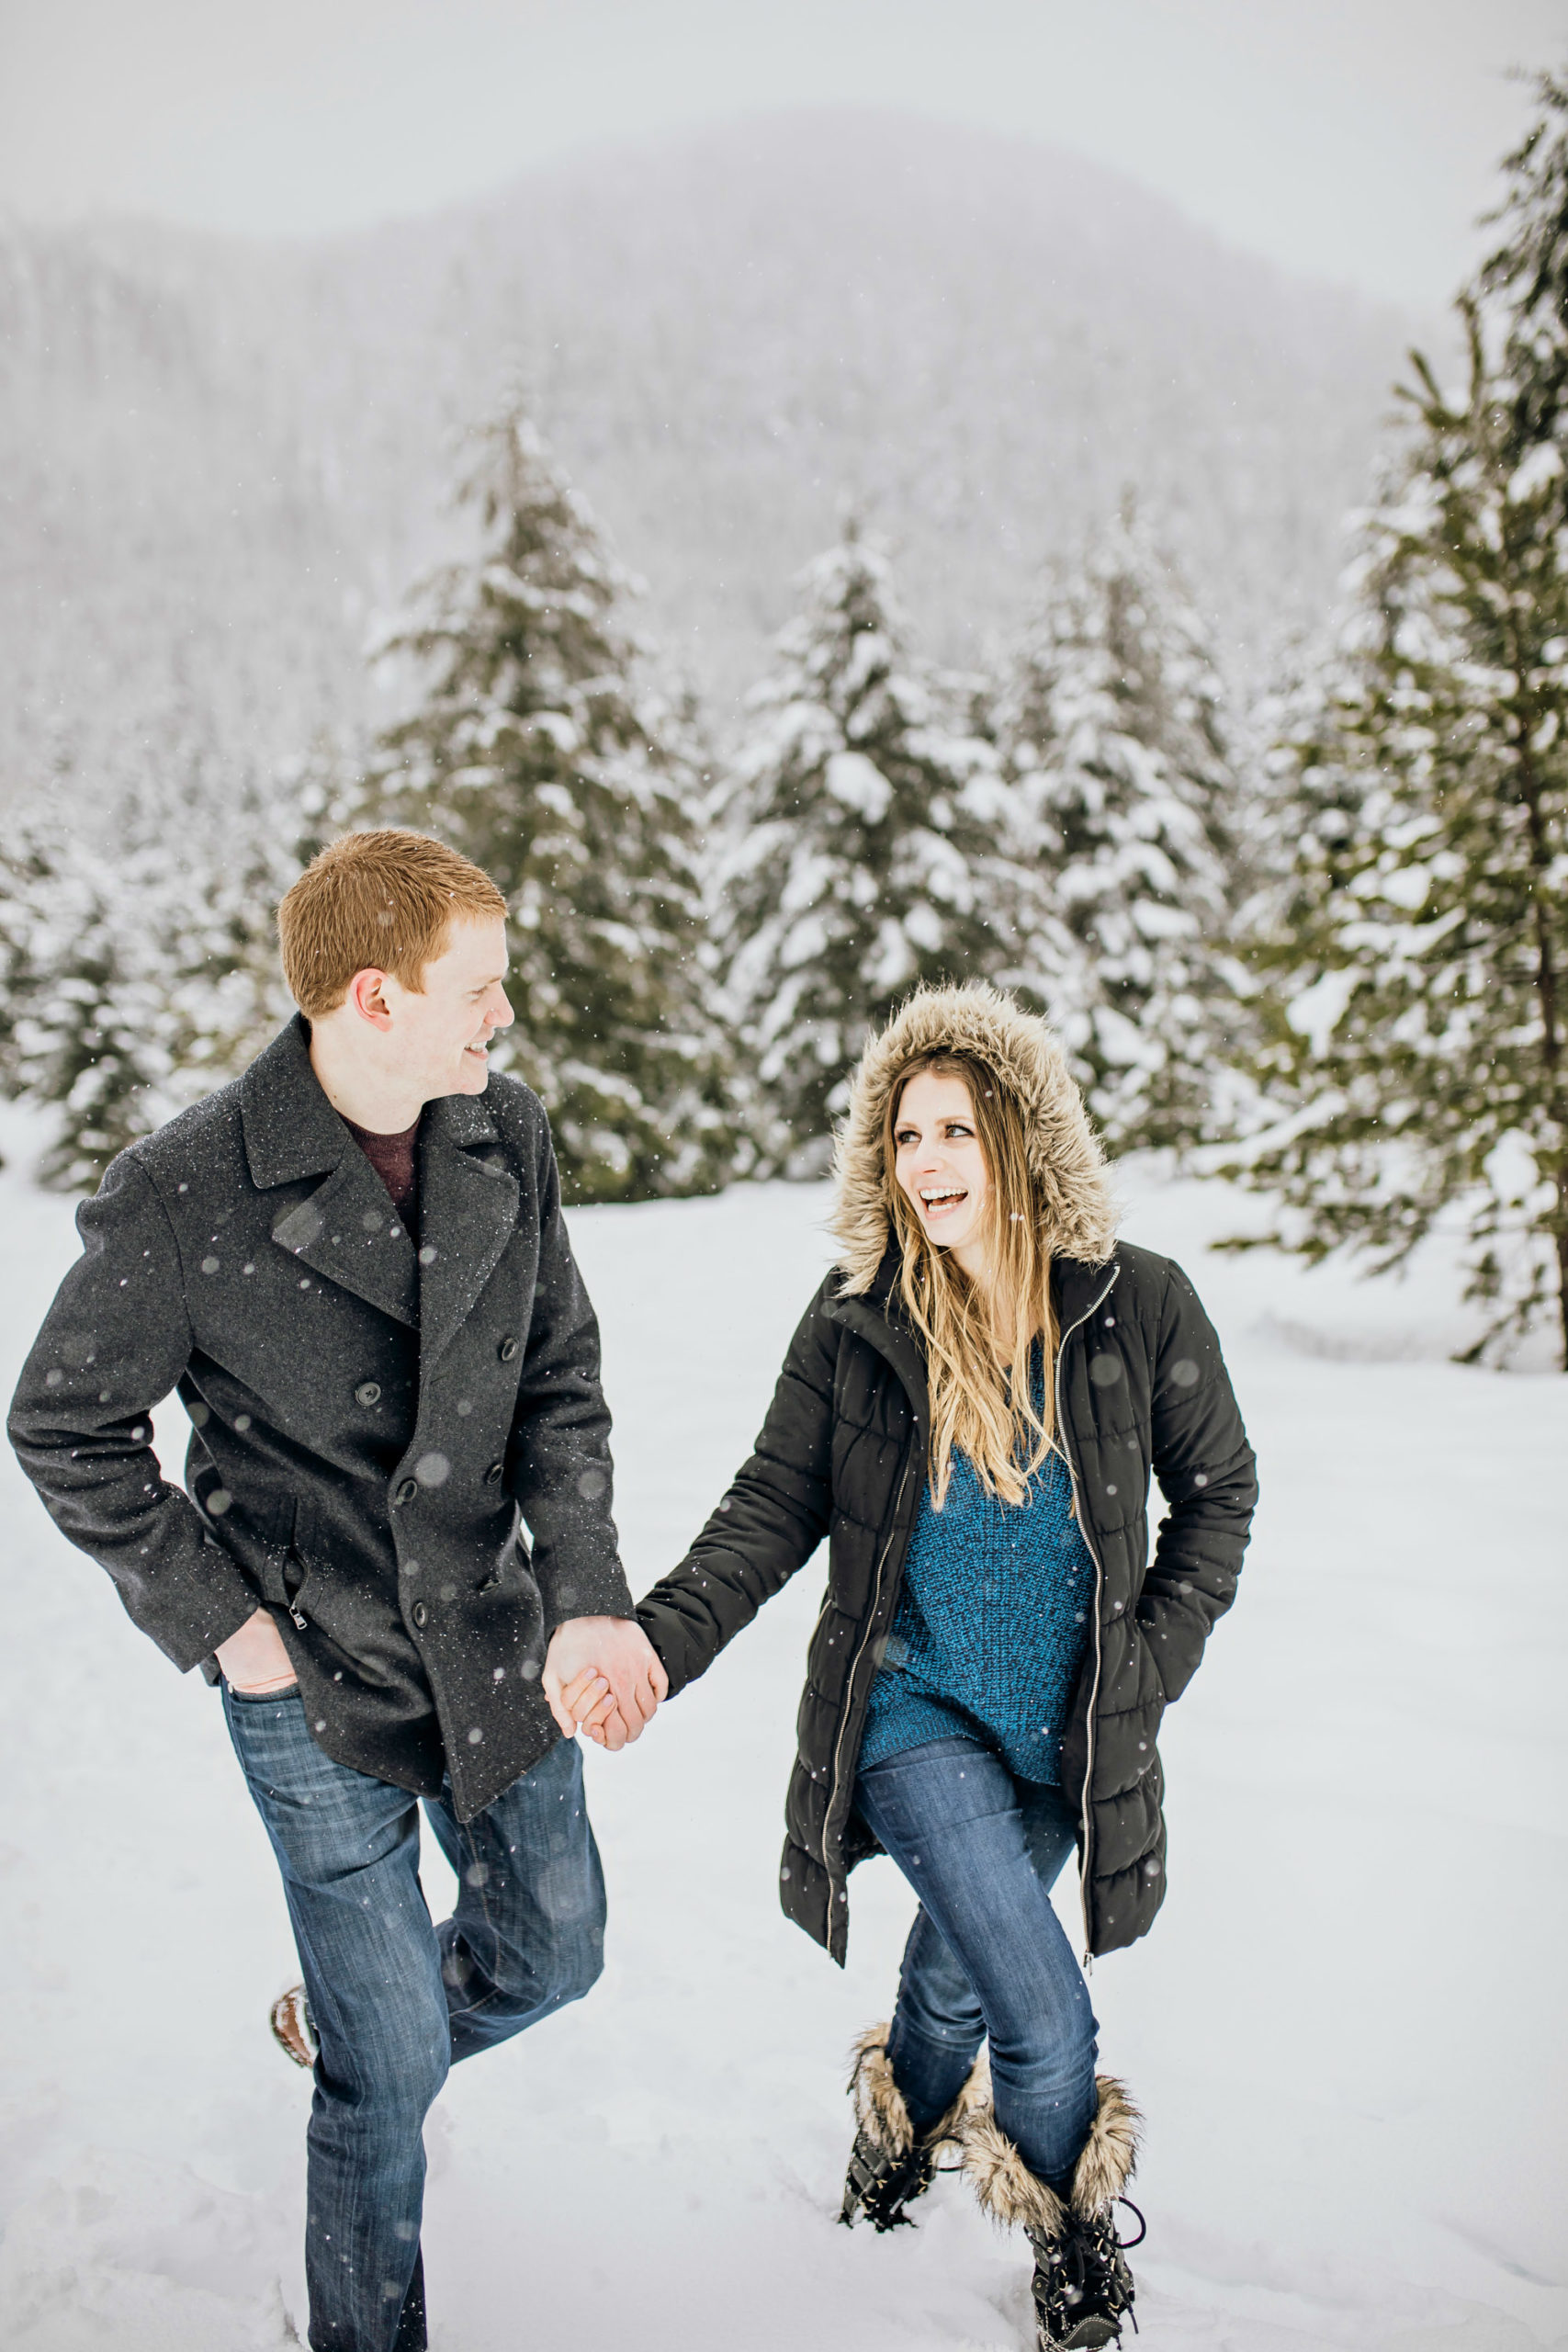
{"left": 278, "top": 829, "right": 507, "bottom": 1018}
{"left": 883, "top": 1049, "right": 1059, "bottom": 1509}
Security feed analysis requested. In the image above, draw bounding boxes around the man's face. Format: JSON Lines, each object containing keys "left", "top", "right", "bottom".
{"left": 378, "top": 914, "right": 514, "bottom": 1100}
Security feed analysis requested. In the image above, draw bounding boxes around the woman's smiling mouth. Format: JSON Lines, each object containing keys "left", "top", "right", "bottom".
{"left": 919, "top": 1186, "right": 968, "bottom": 1220}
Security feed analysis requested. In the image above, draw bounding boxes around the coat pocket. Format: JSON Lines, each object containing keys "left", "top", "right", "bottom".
{"left": 194, "top": 1472, "right": 295, "bottom": 1608}
{"left": 476, "top": 1508, "right": 536, "bottom": 1596}
{"left": 273, "top": 1497, "right": 316, "bottom": 1620}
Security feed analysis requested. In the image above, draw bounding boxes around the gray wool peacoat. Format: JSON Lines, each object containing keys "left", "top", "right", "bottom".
{"left": 8, "top": 1015, "right": 635, "bottom": 1818}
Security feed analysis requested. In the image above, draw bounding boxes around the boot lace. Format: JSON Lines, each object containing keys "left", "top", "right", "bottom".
{"left": 1030, "top": 2198, "right": 1145, "bottom": 2344}
{"left": 840, "top": 2129, "right": 939, "bottom": 2230}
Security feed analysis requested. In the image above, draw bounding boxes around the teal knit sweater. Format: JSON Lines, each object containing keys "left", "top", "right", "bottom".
{"left": 858, "top": 1354, "right": 1096, "bottom": 1786}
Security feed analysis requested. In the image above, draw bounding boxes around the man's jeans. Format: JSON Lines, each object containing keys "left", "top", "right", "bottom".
{"left": 854, "top": 1736, "right": 1100, "bottom": 2188}
{"left": 224, "top": 1684, "right": 605, "bottom": 2352}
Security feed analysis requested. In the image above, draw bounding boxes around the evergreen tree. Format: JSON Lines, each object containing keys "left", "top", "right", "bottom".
{"left": 363, "top": 406, "right": 730, "bottom": 1203}
{"left": 995, "top": 503, "right": 1240, "bottom": 1151}
{"left": 0, "top": 745, "right": 299, "bottom": 1191}
{"left": 1477, "top": 68, "right": 1568, "bottom": 494}
{"left": 719, "top": 524, "right": 1015, "bottom": 1172}
{"left": 1233, "top": 86, "right": 1568, "bottom": 1366}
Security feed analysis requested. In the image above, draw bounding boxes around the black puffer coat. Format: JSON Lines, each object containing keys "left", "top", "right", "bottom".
{"left": 637, "top": 985, "right": 1258, "bottom": 1962}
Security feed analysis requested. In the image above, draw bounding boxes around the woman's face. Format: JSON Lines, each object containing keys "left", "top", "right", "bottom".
{"left": 892, "top": 1068, "right": 991, "bottom": 1273}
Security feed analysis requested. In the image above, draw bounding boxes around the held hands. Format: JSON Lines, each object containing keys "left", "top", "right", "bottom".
{"left": 218, "top": 1605, "right": 667, "bottom": 1746}
{"left": 216, "top": 1599, "right": 667, "bottom": 1749}
{"left": 543, "top": 1614, "right": 668, "bottom": 1752}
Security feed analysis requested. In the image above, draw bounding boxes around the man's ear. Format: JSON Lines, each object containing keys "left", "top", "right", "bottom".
{"left": 346, "top": 967, "right": 394, "bottom": 1030}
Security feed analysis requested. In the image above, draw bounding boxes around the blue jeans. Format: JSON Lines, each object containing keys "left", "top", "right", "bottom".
{"left": 224, "top": 1684, "right": 605, "bottom": 2352}
{"left": 854, "top": 1736, "right": 1099, "bottom": 2188}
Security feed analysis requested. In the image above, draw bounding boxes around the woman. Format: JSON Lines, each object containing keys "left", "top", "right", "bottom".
{"left": 628, "top": 982, "right": 1258, "bottom": 2348}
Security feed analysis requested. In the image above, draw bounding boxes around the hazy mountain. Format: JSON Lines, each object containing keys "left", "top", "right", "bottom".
{"left": 0, "top": 109, "right": 1424, "bottom": 804}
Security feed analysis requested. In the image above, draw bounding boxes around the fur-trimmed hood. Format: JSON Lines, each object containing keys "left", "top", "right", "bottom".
{"left": 829, "top": 981, "right": 1119, "bottom": 1294}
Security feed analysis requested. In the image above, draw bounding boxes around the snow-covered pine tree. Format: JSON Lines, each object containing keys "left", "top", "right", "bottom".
{"left": 0, "top": 741, "right": 301, "bottom": 1191}
{"left": 718, "top": 523, "right": 1016, "bottom": 1172}
{"left": 1477, "top": 68, "right": 1568, "bottom": 509}
{"left": 0, "top": 756, "right": 62, "bottom": 1097}
{"left": 362, "top": 405, "right": 730, "bottom": 1204}
{"left": 1232, "top": 86, "right": 1568, "bottom": 1366}
{"left": 995, "top": 502, "right": 1240, "bottom": 1151}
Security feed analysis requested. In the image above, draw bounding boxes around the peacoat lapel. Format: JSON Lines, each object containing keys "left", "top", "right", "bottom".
{"left": 240, "top": 1018, "right": 419, "bottom": 1328}
{"left": 415, "top": 1092, "right": 521, "bottom": 1383}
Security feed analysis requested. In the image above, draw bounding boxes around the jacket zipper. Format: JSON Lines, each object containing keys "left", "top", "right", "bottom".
{"left": 823, "top": 1453, "right": 915, "bottom": 1943}
{"left": 1054, "top": 1264, "right": 1122, "bottom": 1973}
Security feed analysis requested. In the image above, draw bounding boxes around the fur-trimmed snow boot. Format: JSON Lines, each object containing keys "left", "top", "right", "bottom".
{"left": 959, "top": 2075, "right": 1144, "bottom": 2349}
{"left": 839, "top": 2023, "right": 987, "bottom": 2232}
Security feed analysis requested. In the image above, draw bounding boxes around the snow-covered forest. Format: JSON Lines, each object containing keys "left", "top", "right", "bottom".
{"left": 0, "top": 50, "right": 1564, "bottom": 2352}
{"left": 3, "top": 78, "right": 1566, "bottom": 1362}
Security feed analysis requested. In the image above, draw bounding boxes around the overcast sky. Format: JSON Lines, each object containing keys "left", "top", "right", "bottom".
{"left": 2, "top": 0, "right": 1564, "bottom": 307}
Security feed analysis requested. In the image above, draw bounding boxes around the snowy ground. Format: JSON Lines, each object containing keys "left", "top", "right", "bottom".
{"left": 0, "top": 1128, "right": 1562, "bottom": 2351}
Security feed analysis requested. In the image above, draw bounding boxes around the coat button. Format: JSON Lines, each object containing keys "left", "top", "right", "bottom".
{"left": 412, "top": 1600, "right": 428, "bottom": 1629}
{"left": 394, "top": 1477, "right": 418, "bottom": 1505}
{"left": 498, "top": 1336, "right": 519, "bottom": 1363}
{"left": 484, "top": 1460, "right": 504, "bottom": 1485}
{"left": 355, "top": 1381, "right": 382, "bottom": 1407}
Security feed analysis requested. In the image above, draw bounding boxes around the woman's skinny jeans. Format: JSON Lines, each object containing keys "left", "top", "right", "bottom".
{"left": 853, "top": 1736, "right": 1099, "bottom": 2190}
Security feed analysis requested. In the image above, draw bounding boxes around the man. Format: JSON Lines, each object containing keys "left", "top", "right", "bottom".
{"left": 9, "top": 827, "right": 664, "bottom": 2352}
